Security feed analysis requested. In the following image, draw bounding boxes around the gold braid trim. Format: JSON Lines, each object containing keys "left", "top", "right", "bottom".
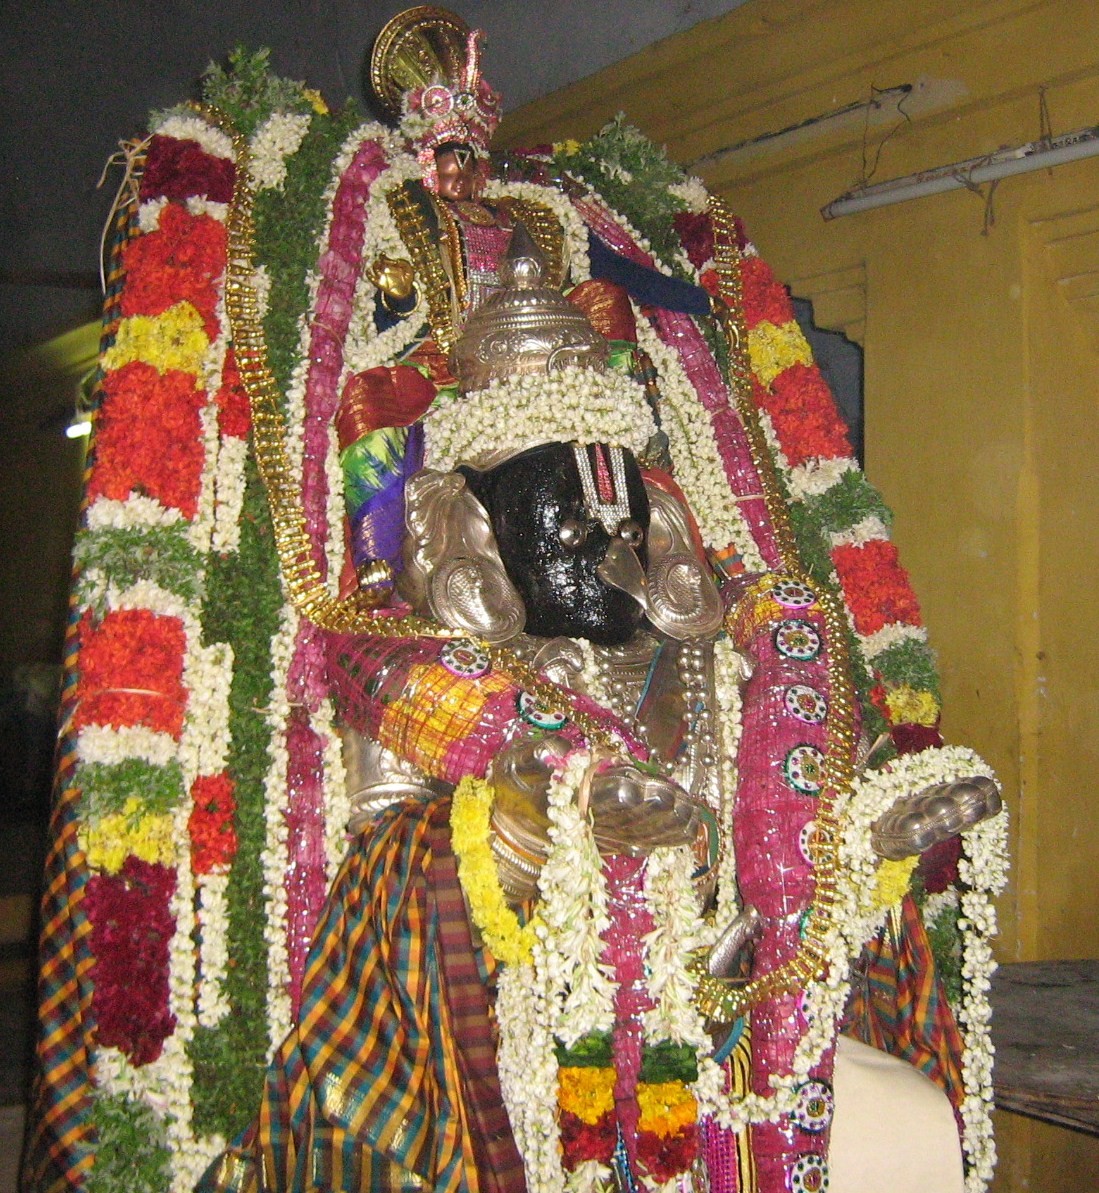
{"left": 209, "top": 106, "right": 616, "bottom": 747}
{"left": 694, "top": 200, "right": 859, "bottom": 1019}
{"left": 387, "top": 181, "right": 460, "bottom": 355}
{"left": 497, "top": 197, "right": 566, "bottom": 287}
{"left": 695, "top": 578, "right": 856, "bottom": 1022}
{"left": 708, "top": 196, "right": 800, "bottom": 572}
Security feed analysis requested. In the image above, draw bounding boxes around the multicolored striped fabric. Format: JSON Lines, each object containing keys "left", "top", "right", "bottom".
{"left": 197, "top": 795, "right": 526, "bottom": 1192}
{"left": 22, "top": 186, "right": 143, "bottom": 1193}
{"left": 841, "top": 894, "right": 965, "bottom": 1110}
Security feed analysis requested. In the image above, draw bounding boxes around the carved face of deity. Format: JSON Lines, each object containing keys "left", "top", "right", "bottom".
{"left": 461, "top": 442, "right": 650, "bottom": 646}
{"left": 434, "top": 143, "right": 479, "bottom": 201}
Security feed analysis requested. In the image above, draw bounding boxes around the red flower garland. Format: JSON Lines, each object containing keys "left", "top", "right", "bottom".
{"left": 83, "top": 857, "right": 178, "bottom": 1066}
{"left": 140, "top": 134, "right": 235, "bottom": 204}
{"left": 740, "top": 254, "right": 795, "bottom": 329}
{"left": 754, "top": 366, "right": 853, "bottom": 466}
{"left": 89, "top": 361, "right": 206, "bottom": 516}
{"left": 673, "top": 211, "right": 715, "bottom": 272}
{"left": 637, "top": 1123, "right": 700, "bottom": 1184}
{"left": 120, "top": 203, "right": 226, "bottom": 338}
{"left": 558, "top": 1109, "right": 617, "bottom": 1168}
{"left": 188, "top": 773, "right": 239, "bottom": 874}
{"left": 216, "top": 348, "right": 251, "bottom": 439}
{"left": 74, "top": 608, "right": 187, "bottom": 738}
{"left": 831, "top": 539, "right": 923, "bottom": 635}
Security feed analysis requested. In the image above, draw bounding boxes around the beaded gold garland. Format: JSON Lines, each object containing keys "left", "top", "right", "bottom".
{"left": 387, "top": 181, "right": 565, "bottom": 354}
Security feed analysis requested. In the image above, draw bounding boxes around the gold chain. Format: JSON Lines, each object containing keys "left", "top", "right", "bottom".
{"left": 694, "top": 206, "right": 860, "bottom": 1019}
{"left": 709, "top": 197, "right": 801, "bottom": 572}
{"left": 387, "top": 182, "right": 460, "bottom": 355}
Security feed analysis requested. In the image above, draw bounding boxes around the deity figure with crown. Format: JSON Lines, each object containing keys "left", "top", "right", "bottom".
{"left": 25, "top": 8, "right": 1008, "bottom": 1193}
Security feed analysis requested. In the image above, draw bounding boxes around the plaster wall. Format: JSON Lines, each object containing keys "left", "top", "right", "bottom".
{"left": 500, "top": 2, "right": 1099, "bottom": 1187}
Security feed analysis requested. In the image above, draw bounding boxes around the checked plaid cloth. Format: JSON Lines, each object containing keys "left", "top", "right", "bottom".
{"left": 199, "top": 795, "right": 527, "bottom": 1192}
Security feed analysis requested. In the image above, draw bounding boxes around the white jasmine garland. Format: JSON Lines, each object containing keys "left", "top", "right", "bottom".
{"left": 86, "top": 494, "right": 184, "bottom": 532}
{"left": 151, "top": 114, "right": 234, "bottom": 160}
{"left": 188, "top": 400, "right": 222, "bottom": 554}
{"left": 161, "top": 801, "right": 201, "bottom": 1191}
{"left": 210, "top": 434, "right": 249, "bottom": 555}
{"left": 319, "top": 697, "right": 350, "bottom": 882}
{"left": 196, "top": 870, "right": 232, "bottom": 1026}
{"left": 261, "top": 604, "right": 298, "bottom": 1051}
{"left": 248, "top": 111, "right": 312, "bottom": 191}
{"left": 538, "top": 750, "right": 616, "bottom": 1044}
{"left": 787, "top": 456, "right": 860, "bottom": 501}
{"left": 958, "top": 792, "right": 1009, "bottom": 1191}
{"left": 185, "top": 197, "right": 228, "bottom": 223}
{"left": 667, "top": 176, "right": 710, "bottom": 213}
{"left": 483, "top": 177, "right": 591, "bottom": 282}
{"left": 828, "top": 515, "right": 891, "bottom": 550}
{"left": 424, "top": 366, "right": 657, "bottom": 472}
{"left": 860, "top": 621, "right": 929, "bottom": 661}
{"left": 634, "top": 315, "right": 767, "bottom": 573}
{"left": 111, "top": 578, "right": 190, "bottom": 619}
{"left": 641, "top": 847, "right": 711, "bottom": 1049}
{"left": 137, "top": 196, "right": 169, "bottom": 233}
{"left": 923, "top": 886, "right": 960, "bottom": 927}
{"left": 496, "top": 958, "right": 566, "bottom": 1191}
{"left": 342, "top": 153, "right": 428, "bottom": 374}
{"left": 77, "top": 725, "right": 180, "bottom": 768}
{"left": 179, "top": 640, "right": 233, "bottom": 782}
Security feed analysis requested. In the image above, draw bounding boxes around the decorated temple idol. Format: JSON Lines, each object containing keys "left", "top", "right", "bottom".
{"left": 25, "top": 6, "right": 1009, "bottom": 1193}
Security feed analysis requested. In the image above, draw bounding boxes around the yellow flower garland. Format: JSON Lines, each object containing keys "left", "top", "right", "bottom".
{"left": 637, "top": 1079, "right": 698, "bottom": 1136}
{"left": 871, "top": 856, "right": 919, "bottom": 911}
{"left": 746, "top": 319, "right": 814, "bottom": 388}
{"left": 450, "top": 776, "right": 539, "bottom": 967}
{"left": 101, "top": 301, "right": 211, "bottom": 376}
{"left": 558, "top": 1066, "right": 616, "bottom": 1124}
{"left": 83, "top": 797, "right": 177, "bottom": 873}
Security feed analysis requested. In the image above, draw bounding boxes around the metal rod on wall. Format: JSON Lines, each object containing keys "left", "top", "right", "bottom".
{"left": 821, "top": 126, "right": 1099, "bottom": 220}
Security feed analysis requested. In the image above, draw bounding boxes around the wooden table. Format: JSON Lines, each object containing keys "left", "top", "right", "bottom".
{"left": 991, "top": 960, "right": 1099, "bottom": 1134}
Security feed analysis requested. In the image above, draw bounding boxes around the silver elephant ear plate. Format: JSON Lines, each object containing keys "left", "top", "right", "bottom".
{"left": 643, "top": 486, "right": 725, "bottom": 639}
{"left": 401, "top": 469, "right": 526, "bottom": 643}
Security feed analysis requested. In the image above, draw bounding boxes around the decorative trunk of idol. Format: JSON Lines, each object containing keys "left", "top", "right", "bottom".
{"left": 26, "top": 9, "right": 1006, "bottom": 1193}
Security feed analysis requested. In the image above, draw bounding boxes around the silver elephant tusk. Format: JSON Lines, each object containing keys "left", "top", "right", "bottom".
{"left": 596, "top": 537, "right": 651, "bottom": 611}
{"left": 707, "top": 905, "right": 763, "bottom": 978}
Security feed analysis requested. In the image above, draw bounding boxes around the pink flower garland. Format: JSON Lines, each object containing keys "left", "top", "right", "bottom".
{"left": 283, "top": 136, "right": 391, "bottom": 1006}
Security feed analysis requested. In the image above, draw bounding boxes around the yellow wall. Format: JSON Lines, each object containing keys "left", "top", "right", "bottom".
{"left": 501, "top": 2, "right": 1099, "bottom": 1187}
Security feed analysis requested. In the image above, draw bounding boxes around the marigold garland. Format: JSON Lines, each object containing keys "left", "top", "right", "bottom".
{"left": 84, "top": 798, "right": 176, "bottom": 873}
{"left": 450, "top": 775, "right": 538, "bottom": 966}
{"left": 88, "top": 361, "right": 207, "bottom": 516}
{"left": 101, "top": 302, "right": 211, "bottom": 378}
{"left": 120, "top": 203, "right": 226, "bottom": 338}
{"left": 74, "top": 608, "right": 187, "bottom": 738}
{"left": 832, "top": 538, "right": 923, "bottom": 636}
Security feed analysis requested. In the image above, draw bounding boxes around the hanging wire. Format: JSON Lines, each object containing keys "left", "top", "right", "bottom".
{"left": 857, "top": 82, "right": 914, "bottom": 188}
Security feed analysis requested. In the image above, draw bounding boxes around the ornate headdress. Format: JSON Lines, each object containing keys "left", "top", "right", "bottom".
{"left": 370, "top": 5, "right": 502, "bottom": 192}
